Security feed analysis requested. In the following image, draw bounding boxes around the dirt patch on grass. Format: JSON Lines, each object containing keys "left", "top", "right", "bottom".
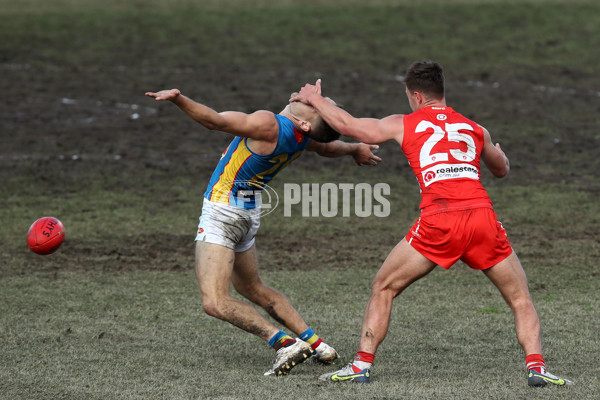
{"left": 2, "top": 63, "right": 598, "bottom": 273}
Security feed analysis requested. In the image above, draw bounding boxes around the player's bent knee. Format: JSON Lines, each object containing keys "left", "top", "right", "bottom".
{"left": 201, "top": 296, "right": 230, "bottom": 319}
{"left": 201, "top": 301, "right": 220, "bottom": 318}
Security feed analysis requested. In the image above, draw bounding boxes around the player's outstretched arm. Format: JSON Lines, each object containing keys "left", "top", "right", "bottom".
{"left": 481, "top": 128, "right": 510, "bottom": 177}
{"left": 306, "top": 141, "right": 381, "bottom": 166}
{"left": 291, "top": 80, "right": 402, "bottom": 145}
{"left": 145, "top": 89, "right": 278, "bottom": 141}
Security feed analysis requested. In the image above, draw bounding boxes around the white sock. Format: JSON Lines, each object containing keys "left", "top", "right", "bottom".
{"left": 353, "top": 360, "right": 372, "bottom": 370}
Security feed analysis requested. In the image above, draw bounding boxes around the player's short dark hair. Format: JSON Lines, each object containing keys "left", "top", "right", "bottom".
{"left": 309, "top": 118, "right": 340, "bottom": 143}
{"left": 404, "top": 61, "right": 445, "bottom": 100}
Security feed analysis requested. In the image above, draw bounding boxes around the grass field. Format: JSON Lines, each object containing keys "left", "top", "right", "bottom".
{"left": 1, "top": 0, "right": 599, "bottom": 399}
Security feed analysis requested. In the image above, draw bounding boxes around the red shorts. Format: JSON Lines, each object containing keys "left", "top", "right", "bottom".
{"left": 405, "top": 206, "right": 512, "bottom": 270}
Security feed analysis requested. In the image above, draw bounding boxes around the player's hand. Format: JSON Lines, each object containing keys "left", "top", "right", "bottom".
{"left": 353, "top": 144, "right": 382, "bottom": 166}
{"left": 290, "top": 79, "right": 322, "bottom": 104}
{"left": 145, "top": 89, "right": 181, "bottom": 101}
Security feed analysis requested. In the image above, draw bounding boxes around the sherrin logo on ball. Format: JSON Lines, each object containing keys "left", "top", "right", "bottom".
{"left": 26, "top": 216, "right": 66, "bottom": 255}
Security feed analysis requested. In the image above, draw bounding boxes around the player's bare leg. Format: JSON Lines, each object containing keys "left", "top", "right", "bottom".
{"left": 232, "top": 245, "right": 339, "bottom": 365}
{"left": 482, "top": 252, "right": 542, "bottom": 355}
{"left": 483, "top": 252, "right": 573, "bottom": 386}
{"left": 196, "top": 241, "right": 313, "bottom": 376}
{"left": 359, "top": 239, "right": 437, "bottom": 354}
{"left": 195, "top": 241, "right": 278, "bottom": 341}
{"left": 231, "top": 244, "right": 309, "bottom": 335}
{"left": 320, "top": 239, "right": 436, "bottom": 382}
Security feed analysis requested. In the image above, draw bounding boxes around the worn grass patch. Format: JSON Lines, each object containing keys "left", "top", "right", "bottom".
{"left": 1, "top": 0, "right": 599, "bottom": 399}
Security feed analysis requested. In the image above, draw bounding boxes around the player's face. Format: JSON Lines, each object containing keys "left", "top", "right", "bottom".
{"left": 288, "top": 93, "right": 337, "bottom": 131}
{"left": 289, "top": 97, "right": 336, "bottom": 120}
{"left": 288, "top": 100, "right": 308, "bottom": 121}
{"left": 289, "top": 92, "right": 337, "bottom": 108}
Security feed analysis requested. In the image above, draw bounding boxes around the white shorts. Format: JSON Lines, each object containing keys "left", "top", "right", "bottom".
{"left": 195, "top": 199, "right": 261, "bottom": 252}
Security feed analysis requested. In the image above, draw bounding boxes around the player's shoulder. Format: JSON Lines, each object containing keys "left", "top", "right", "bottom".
{"left": 381, "top": 113, "right": 405, "bottom": 127}
{"left": 243, "top": 109, "right": 278, "bottom": 124}
{"left": 251, "top": 109, "right": 278, "bottom": 121}
{"left": 377, "top": 113, "right": 406, "bottom": 144}
{"left": 383, "top": 113, "right": 405, "bottom": 121}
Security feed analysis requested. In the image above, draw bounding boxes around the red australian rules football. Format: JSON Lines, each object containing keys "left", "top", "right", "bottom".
{"left": 27, "top": 217, "right": 66, "bottom": 255}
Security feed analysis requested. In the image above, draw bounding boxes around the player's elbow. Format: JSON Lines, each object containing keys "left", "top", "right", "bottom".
{"left": 199, "top": 113, "right": 229, "bottom": 131}
{"left": 493, "top": 165, "right": 510, "bottom": 178}
{"left": 484, "top": 155, "right": 510, "bottom": 178}
{"left": 203, "top": 120, "right": 225, "bottom": 131}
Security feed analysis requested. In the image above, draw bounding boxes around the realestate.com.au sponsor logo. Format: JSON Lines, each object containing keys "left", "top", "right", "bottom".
{"left": 221, "top": 182, "right": 391, "bottom": 217}
{"left": 422, "top": 163, "right": 479, "bottom": 187}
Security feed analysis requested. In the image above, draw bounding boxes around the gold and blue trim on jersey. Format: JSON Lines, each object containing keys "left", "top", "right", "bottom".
{"left": 204, "top": 114, "right": 310, "bottom": 209}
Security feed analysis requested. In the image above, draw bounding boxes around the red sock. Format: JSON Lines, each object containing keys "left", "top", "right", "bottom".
{"left": 526, "top": 354, "right": 545, "bottom": 373}
{"left": 310, "top": 338, "right": 323, "bottom": 351}
{"left": 352, "top": 351, "right": 375, "bottom": 372}
{"left": 274, "top": 337, "right": 296, "bottom": 351}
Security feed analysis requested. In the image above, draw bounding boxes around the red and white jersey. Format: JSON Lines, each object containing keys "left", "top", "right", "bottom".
{"left": 401, "top": 106, "right": 493, "bottom": 215}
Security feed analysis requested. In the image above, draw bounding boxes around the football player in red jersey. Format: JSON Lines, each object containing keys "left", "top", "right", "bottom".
{"left": 292, "top": 61, "right": 572, "bottom": 387}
